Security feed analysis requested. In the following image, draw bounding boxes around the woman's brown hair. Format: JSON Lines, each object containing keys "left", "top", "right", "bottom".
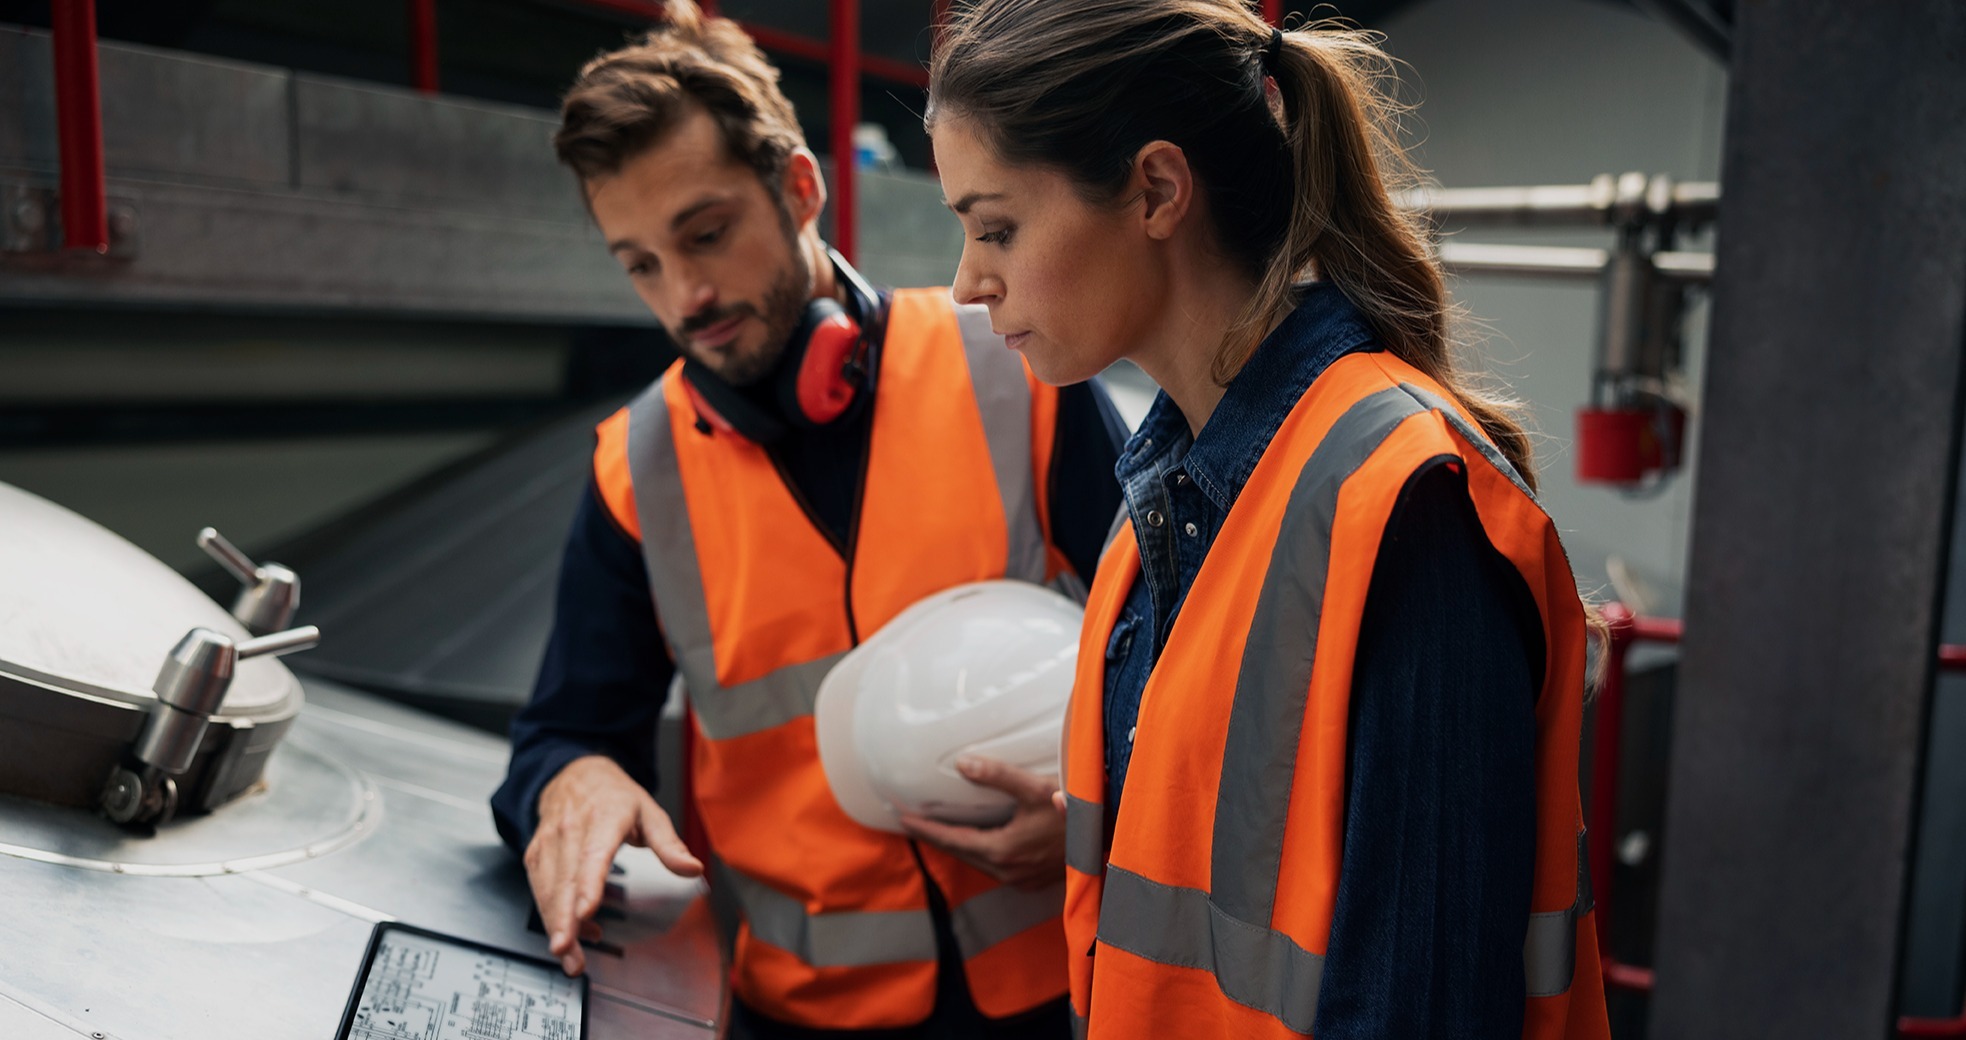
{"left": 927, "top": 0, "right": 1539, "bottom": 489}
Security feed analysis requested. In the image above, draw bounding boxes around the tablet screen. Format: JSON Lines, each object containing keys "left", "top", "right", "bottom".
{"left": 338, "top": 922, "right": 587, "bottom": 1040}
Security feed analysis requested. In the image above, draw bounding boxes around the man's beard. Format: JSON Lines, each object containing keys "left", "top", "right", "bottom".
{"left": 671, "top": 241, "right": 812, "bottom": 388}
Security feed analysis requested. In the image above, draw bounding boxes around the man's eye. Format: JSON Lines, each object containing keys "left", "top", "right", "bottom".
{"left": 628, "top": 260, "right": 655, "bottom": 277}
{"left": 695, "top": 226, "right": 725, "bottom": 247}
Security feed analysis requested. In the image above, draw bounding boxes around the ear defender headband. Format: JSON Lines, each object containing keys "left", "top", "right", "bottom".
{"left": 681, "top": 249, "right": 880, "bottom": 442}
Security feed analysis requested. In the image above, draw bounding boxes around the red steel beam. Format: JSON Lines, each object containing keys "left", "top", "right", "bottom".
{"left": 552, "top": 0, "right": 926, "bottom": 87}
{"left": 1261, "top": 0, "right": 1281, "bottom": 25}
{"left": 828, "top": 0, "right": 859, "bottom": 264}
{"left": 409, "top": 0, "right": 440, "bottom": 94}
{"left": 51, "top": 0, "right": 109, "bottom": 254}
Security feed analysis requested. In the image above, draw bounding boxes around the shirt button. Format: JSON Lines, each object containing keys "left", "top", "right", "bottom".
{"left": 1127, "top": 726, "right": 1137, "bottom": 743}
{"left": 1146, "top": 510, "right": 1165, "bottom": 528}
{"left": 1184, "top": 522, "right": 1199, "bottom": 537}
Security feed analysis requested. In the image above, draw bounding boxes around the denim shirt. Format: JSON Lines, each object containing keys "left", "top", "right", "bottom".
{"left": 1102, "top": 283, "right": 1375, "bottom": 801}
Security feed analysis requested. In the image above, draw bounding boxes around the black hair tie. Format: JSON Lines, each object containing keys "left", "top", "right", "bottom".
{"left": 1263, "top": 26, "right": 1284, "bottom": 70}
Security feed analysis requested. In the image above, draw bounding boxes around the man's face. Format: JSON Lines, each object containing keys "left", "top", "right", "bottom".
{"left": 588, "top": 108, "right": 811, "bottom": 386}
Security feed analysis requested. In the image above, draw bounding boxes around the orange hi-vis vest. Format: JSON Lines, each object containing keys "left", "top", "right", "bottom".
{"left": 594, "top": 288, "right": 1070, "bottom": 1030}
{"left": 1060, "top": 351, "right": 1610, "bottom": 1039}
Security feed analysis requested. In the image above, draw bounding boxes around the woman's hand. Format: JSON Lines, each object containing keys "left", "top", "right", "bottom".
{"left": 898, "top": 756, "right": 1066, "bottom": 890}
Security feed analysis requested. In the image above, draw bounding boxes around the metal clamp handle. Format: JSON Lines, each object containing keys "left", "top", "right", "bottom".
{"left": 195, "top": 527, "right": 301, "bottom": 635}
{"left": 197, "top": 527, "right": 260, "bottom": 584}
{"left": 238, "top": 626, "right": 320, "bottom": 660}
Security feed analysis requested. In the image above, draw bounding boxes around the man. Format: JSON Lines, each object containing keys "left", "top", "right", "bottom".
{"left": 490, "top": 5, "right": 1125, "bottom": 1038}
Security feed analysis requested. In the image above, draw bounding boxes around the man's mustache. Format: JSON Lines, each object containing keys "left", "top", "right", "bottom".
{"left": 679, "top": 303, "right": 759, "bottom": 338}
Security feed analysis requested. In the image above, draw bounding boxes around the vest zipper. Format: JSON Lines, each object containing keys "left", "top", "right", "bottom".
{"left": 840, "top": 418, "right": 876, "bottom": 645}
{"left": 760, "top": 418, "right": 876, "bottom": 645}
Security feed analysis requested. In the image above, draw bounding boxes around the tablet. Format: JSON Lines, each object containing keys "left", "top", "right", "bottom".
{"left": 336, "top": 921, "right": 588, "bottom": 1040}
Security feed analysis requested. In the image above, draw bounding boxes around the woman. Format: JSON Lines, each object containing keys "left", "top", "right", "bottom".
{"left": 925, "top": 3, "right": 1611, "bottom": 1038}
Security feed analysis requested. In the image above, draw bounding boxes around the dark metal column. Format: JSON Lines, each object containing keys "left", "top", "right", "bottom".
{"left": 1648, "top": 3, "right": 1966, "bottom": 1037}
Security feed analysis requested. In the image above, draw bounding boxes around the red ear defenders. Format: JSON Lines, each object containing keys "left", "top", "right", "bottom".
{"left": 680, "top": 255, "right": 877, "bottom": 442}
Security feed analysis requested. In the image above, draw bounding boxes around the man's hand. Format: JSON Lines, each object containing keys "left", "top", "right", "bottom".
{"left": 524, "top": 755, "right": 703, "bottom": 976}
{"left": 898, "top": 756, "right": 1065, "bottom": 890}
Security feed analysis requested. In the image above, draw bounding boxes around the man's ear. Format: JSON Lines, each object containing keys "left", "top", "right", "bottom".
{"left": 781, "top": 148, "right": 829, "bottom": 230}
{"left": 1131, "top": 140, "right": 1195, "bottom": 242}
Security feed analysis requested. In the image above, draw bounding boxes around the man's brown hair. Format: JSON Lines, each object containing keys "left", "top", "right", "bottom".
{"left": 554, "top": 0, "right": 806, "bottom": 190}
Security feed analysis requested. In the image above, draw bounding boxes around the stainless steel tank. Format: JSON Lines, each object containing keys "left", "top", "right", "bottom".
{"left": 0, "top": 482, "right": 717, "bottom": 1038}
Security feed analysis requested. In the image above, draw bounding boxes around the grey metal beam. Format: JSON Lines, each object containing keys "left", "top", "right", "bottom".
{"left": 1647, "top": 3, "right": 1966, "bottom": 1037}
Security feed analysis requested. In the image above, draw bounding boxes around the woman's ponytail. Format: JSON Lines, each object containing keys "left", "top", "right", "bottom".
{"left": 1254, "top": 24, "right": 1539, "bottom": 490}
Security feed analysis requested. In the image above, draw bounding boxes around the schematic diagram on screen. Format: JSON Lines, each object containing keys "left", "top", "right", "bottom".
{"left": 347, "top": 927, "right": 581, "bottom": 1040}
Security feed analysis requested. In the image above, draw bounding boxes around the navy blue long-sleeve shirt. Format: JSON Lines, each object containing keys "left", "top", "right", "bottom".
{"left": 1100, "top": 284, "right": 1541, "bottom": 1038}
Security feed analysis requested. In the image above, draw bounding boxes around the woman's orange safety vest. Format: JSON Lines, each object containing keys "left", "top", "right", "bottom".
{"left": 592, "top": 288, "right": 1070, "bottom": 1029}
{"left": 1061, "top": 351, "right": 1610, "bottom": 1039}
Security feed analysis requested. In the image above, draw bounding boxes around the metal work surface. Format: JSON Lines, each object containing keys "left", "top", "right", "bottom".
{"left": 0, "top": 679, "right": 719, "bottom": 1040}
{"left": 1648, "top": 1, "right": 1966, "bottom": 1036}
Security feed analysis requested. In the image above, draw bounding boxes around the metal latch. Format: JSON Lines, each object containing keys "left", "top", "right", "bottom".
{"left": 98, "top": 528, "right": 318, "bottom": 828}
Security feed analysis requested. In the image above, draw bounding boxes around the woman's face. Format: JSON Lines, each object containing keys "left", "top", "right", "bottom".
{"left": 933, "top": 117, "right": 1165, "bottom": 386}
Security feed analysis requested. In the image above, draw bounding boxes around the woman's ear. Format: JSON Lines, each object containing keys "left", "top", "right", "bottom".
{"left": 781, "top": 148, "right": 829, "bottom": 229}
{"left": 1132, "top": 140, "right": 1195, "bottom": 241}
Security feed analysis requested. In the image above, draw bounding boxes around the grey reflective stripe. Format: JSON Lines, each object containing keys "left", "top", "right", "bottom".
{"left": 1526, "top": 830, "right": 1593, "bottom": 997}
{"left": 1210, "top": 387, "right": 1428, "bottom": 925}
{"left": 1525, "top": 910, "right": 1578, "bottom": 998}
{"left": 626, "top": 380, "right": 715, "bottom": 675}
{"left": 1064, "top": 794, "right": 1105, "bottom": 875}
{"left": 676, "top": 651, "right": 844, "bottom": 740}
{"left": 1097, "top": 866, "right": 1326, "bottom": 1033}
{"left": 950, "top": 880, "right": 1064, "bottom": 956}
{"left": 1070, "top": 1010, "right": 1088, "bottom": 1040}
{"left": 1396, "top": 382, "right": 1537, "bottom": 501}
{"left": 954, "top": 302, "right": 1048, "bottom": 585}
{"left": 720, "top": 859, "right": 939, "bottom": 968}
{"left": 625, "top": 383, "right": 842, "bottom": 739}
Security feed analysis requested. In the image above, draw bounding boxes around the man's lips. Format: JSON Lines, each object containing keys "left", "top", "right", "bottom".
{"left": 690, "top": 314, "right": 747, "bottom": 350}
{"left": 999, "top": 329, "right": 1031, "bottom": 350}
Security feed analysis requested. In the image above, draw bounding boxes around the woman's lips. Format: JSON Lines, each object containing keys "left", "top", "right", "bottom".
{"left": 1003, "top": 331, "right": 1030, "bottom": 351}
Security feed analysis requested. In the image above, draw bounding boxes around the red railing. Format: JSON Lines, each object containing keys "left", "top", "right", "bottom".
{"left": 1593, "top": 603, "right": 1966, "bottom": 1036}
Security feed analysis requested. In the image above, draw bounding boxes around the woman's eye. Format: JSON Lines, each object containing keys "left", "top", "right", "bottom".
{"left": 627, "top": 260, "right": 654, "bottom": 277}
{"left": 975, "top": 226, "right": 1013, "bottom": 246}
{"left": 695, "top": 226, "right": 725, "bottom": 247}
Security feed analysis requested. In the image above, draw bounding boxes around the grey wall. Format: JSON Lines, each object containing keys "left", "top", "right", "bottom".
{"left": 1379, "top": 0, "right": 1728, "bottom": 618}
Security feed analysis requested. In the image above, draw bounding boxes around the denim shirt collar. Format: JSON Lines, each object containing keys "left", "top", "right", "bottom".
{"left": 1116, "top": 282, "right": 1379, "bottom": 514}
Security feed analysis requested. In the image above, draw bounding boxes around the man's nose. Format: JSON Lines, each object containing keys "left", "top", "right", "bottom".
{"left": 672, "top": 262, "right": 717, "bottom": 321}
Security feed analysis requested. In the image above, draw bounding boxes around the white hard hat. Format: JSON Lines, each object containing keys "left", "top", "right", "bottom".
{"left": 815, "top": 580, "right": 1082, "bottom": 833}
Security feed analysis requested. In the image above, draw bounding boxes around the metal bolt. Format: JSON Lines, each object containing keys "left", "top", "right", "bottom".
{"left": 12, "top": 198, "right": 43, "bottom": 233}
{"left": 109, "top": 204, "right": 137, "bottom": 238}
{"left": 1618, "top": 830, "right": 1651, "bottom": 867}
{"left": 92, "top": 1032, "right": 106, "bottom": 1039}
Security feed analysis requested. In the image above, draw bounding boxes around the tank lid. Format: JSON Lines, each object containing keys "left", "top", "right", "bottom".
{"left": 0, "top": 482, "right": 299, "bottom": 719}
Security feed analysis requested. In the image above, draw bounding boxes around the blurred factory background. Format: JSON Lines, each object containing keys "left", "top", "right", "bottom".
{"left": 3, "top": 1, "right": 1963, "bottom": 1038}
